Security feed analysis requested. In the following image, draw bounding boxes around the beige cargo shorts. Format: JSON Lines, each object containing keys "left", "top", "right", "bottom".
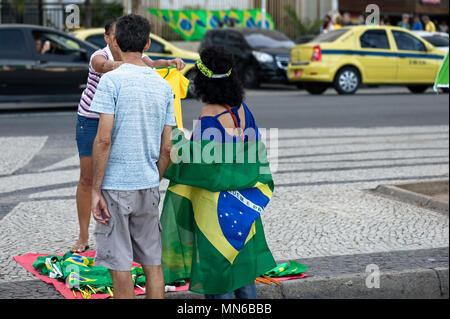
{"left": 94, "top": 188, "right": 162, "bottom": 271}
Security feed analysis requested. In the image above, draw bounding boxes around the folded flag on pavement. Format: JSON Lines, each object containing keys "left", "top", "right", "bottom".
{"left": 160, "top": 128, "right": 278, "bottom": 295}
{"left": 434, "top": 51, "right": 449, "bottom": 92}
{"left": 33, "top": 252, "right": 114, "bottom": 297}
{"left": 264, "top": 261, "right": 308, "bottom": 278}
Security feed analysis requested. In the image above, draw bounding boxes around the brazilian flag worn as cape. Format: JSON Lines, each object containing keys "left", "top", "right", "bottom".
{"left": 161, "top": 129, "right": 276, "bottom": 295}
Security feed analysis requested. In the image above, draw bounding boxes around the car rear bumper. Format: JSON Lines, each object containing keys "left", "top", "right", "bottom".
{"left": 287, "top": 62, "right": 334, "bottom": 83}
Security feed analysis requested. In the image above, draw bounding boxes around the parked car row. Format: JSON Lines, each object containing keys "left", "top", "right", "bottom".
{"left": 198, "top": 26, "right": 448, "bottom": 95}
{"left": 0, "top": 23, "right": 447, "bottom": 105}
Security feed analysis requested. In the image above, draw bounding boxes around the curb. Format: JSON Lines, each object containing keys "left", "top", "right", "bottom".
{"left": 373, "top": 180, "right": 449, "bottom": 215}
{"left": 165, "top": 267, "right": 449, "bottom": 299}
{"left": 0, "top": 267, "right": 447, "bottom": 299}
{"left": 1, "top": 248, "right": 447, "bottom": 299}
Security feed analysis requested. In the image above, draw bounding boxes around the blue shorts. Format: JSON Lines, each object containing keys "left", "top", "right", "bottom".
{"left": 76, "top": 115, "right": 99, "bottom": 157}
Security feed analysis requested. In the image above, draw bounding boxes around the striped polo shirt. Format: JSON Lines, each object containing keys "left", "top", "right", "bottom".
{"left": 77, "top": 45, "right": 114, "bottom": 119}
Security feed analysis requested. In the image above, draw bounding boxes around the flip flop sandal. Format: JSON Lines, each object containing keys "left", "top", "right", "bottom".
{"left": 70, "top": 243, "right": 90, "bottom": 253}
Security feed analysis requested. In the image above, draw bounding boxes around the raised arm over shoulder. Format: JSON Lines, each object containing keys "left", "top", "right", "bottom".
{"left": 91, "top": 55, "right": 123, "bottom": 74}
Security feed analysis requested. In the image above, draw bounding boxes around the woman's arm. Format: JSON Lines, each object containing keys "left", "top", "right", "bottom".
{"left": 142, "top": 55, "right": 186, "bottom": 70}
{"left": 91, "top": 55, "right": 123, "bottom": 74}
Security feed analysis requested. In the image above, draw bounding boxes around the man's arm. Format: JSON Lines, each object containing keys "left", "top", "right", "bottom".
{"left": 91, "top": 114, "right": 115, "bottom": 225}
{"left": 157, "top": 125, "right": 173, "bottom": 181}
{"left": 91, "top": 55, "right": 123, "bottom": 74}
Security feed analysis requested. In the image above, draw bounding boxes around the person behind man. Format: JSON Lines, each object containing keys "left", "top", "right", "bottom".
{"left": 334, "top": 15, "right": 343, "bottom": 29}
{"left": 439, "top": 20, "right": 448, "bottom": 33}
{"left": 412, "top": 15, "right": 424, "bottom": 31}
{"left": 90, "top": 14, "right": 175, "bottom": 299}
{"left": 423, "top": 16, "right": 437, "bottom": 32}
{"left": 72, "top": 17, "right": 184, "bottom": 254}
{"left": 321, "top": 15, "right": 334, "bottom": 34}
{"left": 34, "top": 35, "right": 51, "bottom": 55}
{"left": 342, "top": 12, "right": 353, "bottom": 26}
{"left": 397, "top": 14, "right": 411, "bottom": 29}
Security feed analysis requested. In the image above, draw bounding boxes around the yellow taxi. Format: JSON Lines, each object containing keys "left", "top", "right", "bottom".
{"left": 287, "top": 25, "right": 446, "bottom": 95}
{"left": 71, "top": 28, "right": 199, "bottom": 88}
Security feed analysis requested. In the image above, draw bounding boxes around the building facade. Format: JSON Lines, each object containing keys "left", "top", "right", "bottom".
{"left": 338, "top": 0, "right": 449, "bottom": 17}
{"left": 140, "top": 0, "right": 337, "bottom": 40}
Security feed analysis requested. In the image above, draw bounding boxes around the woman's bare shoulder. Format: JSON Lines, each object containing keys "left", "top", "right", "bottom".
{"left": 200, "top": 104, "right": 223, "bottom": 118}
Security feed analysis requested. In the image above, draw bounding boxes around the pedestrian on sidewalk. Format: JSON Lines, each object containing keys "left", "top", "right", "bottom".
{"left": 90, "top": 14, "right": 176, "bottom": 299}
{"left": 72, "top": 17, "right": 185, "bottom": 253}
{"left": 412, "top": 16, "right": 424, "bottom": 31}
{"left": 397, "top": 14, "right": 411, "bottom": 30}
{"left": 423, "top": 16, "right": 437, "bottom": 32}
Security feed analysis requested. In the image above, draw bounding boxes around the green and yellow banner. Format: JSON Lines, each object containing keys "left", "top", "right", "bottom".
{"left": 434, "top": 51, "right": 449, "bottom": 92}
{"left": 149, "top": 9, "right": 275, "bottom": 41}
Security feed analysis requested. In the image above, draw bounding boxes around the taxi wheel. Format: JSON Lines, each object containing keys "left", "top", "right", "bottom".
{"left": 407, "top": 85, "right": 429, "bottom": 94}
{"left": 303, "top": 82, "right": 329, "bottom": 95}
{"left": 334, "top": 67, "right": 360, "bottom": 95}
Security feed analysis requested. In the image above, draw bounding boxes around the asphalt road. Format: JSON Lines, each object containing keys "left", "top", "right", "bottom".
{"left": 0, "top": 87, "right": 448, "bottom": 137}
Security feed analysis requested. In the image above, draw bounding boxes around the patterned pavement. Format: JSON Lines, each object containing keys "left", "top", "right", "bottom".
{"left": 0, "top": 124, "right": 448, "bottom": 284}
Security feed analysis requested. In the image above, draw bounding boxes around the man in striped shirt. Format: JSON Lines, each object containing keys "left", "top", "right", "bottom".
{"left": 72, "top": 18, "right": 185, "bottom": 253}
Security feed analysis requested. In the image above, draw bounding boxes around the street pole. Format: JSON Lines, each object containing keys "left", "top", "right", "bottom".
{"left": 261, "top": 0, "right": 266, "bottom": 29}
{"left": 332, "top": 0, "right": 339, "bottom": 12}
{"left": 37, "top": 0, "right": 43, "bottom": 26}
{"left": 128, "top": 0, "right": 132, "bottom": 14}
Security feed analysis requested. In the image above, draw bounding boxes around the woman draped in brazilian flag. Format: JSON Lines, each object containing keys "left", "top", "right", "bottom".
{"left": 161, "top": 46, "right": 276, "bottom": 299}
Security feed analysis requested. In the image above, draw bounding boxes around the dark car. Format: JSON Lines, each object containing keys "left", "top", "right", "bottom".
{"left": 200, "top": 28, "right": 295, "bottom": 88}
{"left": 0, "top": 24, "right": 98, "bottom": 107}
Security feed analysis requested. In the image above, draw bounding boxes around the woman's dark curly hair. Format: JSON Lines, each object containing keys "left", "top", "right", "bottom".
{"left": 193, "top": 45, "right": 245, "bottom": 108}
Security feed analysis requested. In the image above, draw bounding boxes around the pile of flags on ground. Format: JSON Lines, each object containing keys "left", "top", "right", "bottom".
{"left": 23, "top": 251, "right": 307, "bottom": 299}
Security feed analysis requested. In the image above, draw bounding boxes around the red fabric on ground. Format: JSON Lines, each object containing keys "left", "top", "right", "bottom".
{"left": 14, "top": 252, "right": 307, "bottom": 299}
{"left": 13, "top": 251, "right": 188, "bottom": 299}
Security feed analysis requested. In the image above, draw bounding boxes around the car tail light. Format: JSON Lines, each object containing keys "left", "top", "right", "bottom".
{"left": 311, "top": 46, "right": 322, "bottom": 62}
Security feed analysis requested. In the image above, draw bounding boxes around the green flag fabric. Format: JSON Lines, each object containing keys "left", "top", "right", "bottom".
{"left": 264, "top": 261, "right": 308, "bottom": 278}
{"left": 32, "top": 252, "right": 145, "bottom": 296}
{"left": 161, "top": 129, "right": 277, "bottom": 295}
{"left": 149, "top": 9, "right": 275, "bottom": 41}
{"left": 434, "top": 51, "right": 449, "bottom": 91}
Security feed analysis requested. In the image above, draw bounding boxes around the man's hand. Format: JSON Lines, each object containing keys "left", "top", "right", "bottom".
{"left": 41, "top": 40, "right": 51, "bottom": 54}
{"left": 91, "top": 189, "right": 111, "bottom": 226}
{"left": 168, "top": 58, "right": 186, "bottom": 71}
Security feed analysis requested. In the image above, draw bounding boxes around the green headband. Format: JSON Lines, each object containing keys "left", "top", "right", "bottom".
{"left": 196, "top": 59, "right": 232, "bottom": 79}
